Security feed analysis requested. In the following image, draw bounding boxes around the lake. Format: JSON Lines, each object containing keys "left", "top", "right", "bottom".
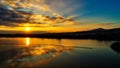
{"left": 0, "top": 37, "right": 120, "bottom": 68}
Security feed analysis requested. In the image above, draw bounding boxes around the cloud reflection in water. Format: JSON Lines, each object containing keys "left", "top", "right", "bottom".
{"left": 0, "top": 44, "right": 72, "bottom": 68}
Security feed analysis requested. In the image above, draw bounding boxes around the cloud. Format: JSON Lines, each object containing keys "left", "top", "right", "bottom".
{"left": 0, "top": 5, "right": 27, "bottom": 25}
{"left": 0, "top": 0, "right": 83, "bottom": 27}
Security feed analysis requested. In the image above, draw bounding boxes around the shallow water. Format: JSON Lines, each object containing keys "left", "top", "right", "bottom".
{"left": 0, "top": 37, "right": 120, "bottom": 68}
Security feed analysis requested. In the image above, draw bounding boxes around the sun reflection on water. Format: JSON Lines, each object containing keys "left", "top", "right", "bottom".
{"left": 26, "top": 38, "right": 30, "bottom": 46}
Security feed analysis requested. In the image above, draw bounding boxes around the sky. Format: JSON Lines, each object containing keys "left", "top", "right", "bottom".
{"left": 0, "top": 0, "right": 120, "bottom": 33}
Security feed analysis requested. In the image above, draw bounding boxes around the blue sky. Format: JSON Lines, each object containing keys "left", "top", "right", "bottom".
{"left": 74, "top": 0, "right": 120, "bottom": 24}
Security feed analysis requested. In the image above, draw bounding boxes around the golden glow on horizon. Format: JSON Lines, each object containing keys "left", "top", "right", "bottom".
{"left": 0, "top": 23, "right": 119, "bottom": 33}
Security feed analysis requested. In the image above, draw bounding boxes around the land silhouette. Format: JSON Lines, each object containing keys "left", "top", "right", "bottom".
{"left": 0, "top": 28, "right": 120, "bottom": 40}
{"left": 111, "top": 42, "right": 120, "bottom": 53}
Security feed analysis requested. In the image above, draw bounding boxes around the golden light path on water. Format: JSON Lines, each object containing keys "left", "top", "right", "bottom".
{"left": 26, "top": 37, "right": 30, "bottom": 46}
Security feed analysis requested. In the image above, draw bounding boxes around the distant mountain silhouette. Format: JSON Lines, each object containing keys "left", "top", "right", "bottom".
{"left": 75, "top": 28, "right": 120, "bottom": 34}
{"left": 89, "top": 28, "right": 105, "bottom": 31}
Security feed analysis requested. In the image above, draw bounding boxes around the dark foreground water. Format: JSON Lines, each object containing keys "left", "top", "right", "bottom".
{"left": 0, "top": 37, "right": 120, "bottom": 68}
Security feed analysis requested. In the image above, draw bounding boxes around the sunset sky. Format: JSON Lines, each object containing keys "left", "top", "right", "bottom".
{"left": 0, "top": 0, "right": 120, "bottom": 33}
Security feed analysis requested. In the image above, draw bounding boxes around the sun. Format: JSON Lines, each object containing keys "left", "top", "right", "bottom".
{"left": 25, "top": 27, "right": 31, "bottom": 31}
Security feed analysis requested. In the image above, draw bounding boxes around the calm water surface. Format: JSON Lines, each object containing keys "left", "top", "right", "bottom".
{"left": 0, "top": 37, "right": 120, "bottom": 68}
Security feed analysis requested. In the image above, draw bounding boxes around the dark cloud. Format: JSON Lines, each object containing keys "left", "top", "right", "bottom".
{"left": 0, "top": 5, "right": 32, "bottom": 26}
